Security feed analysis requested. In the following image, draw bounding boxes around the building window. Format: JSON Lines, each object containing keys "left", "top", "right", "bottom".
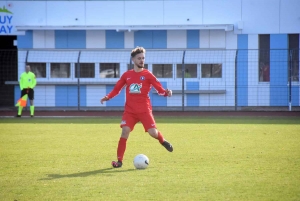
{"left": 176, "top": 64, "right": 197, "bottom": 78}
{"left": 100, "top": 63, "right": 120, "bottom": 78}
{"left": 28, "top": 63, "right": 46, "bottom": 78}
{"left": 289, "top": 34, "right": 299, "bottom": 82}
{"left": 201, "top": 64, "right": 222, "bottom": 78}
{"left": 152, "top": 64, "right": 173, "bottom": 78}
{"left": 50, "top": 63, "right": 70, "bottom": 78}
{"left": 75, "top": 63, "right": 95, "bottom": 78}
{"left": 127, "top": 64, "right": 148, "bottom": 70}
{"left": 259, "top": 34, "right": 270, "bottom": 82}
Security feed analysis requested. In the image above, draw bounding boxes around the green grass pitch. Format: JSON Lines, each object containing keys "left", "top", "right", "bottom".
{"left": 0, "top": 116, "right": 299, "bottom": 201}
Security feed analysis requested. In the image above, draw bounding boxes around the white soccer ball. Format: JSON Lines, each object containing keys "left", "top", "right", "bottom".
{"left": 133, "top": 154, "right": 149, "bottom": 169}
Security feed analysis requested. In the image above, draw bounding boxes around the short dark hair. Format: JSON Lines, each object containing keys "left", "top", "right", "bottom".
{"left": 131, "top": 46, "right": 146, "bottom": 57}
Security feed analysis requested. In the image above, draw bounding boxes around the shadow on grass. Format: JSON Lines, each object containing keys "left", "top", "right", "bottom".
{"left": 39, "top": 168, "right": 135, "bottom": 180}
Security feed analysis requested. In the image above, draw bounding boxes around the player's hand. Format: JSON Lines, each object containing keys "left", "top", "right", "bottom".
{"left": 166, "top": 89, "right": 172, "bottom": 97}
{"left": 100, "top": 96, "right": 109, "bottom": 104}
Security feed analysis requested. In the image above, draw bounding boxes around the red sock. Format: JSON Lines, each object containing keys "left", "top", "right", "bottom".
{"left": 117, "top": 137, "right": 127, "bottom": 162}
{"left": 157, "top": 131, "right": 165, "bottom": 144}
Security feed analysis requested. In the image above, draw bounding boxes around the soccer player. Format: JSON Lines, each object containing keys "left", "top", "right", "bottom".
{"left": 100, "top": 47, "right": 173, "bottom": 168}
{"left": 16, "top": 64, "right": 37, "bottom": 117}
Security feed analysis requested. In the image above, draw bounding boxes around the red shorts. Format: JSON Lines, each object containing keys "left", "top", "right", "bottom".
{"left": 120, "top": 111, "right": 156, "bottom": 132}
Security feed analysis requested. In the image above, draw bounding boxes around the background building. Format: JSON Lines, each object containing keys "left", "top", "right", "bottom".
{"left": 0, "top": 0, "right": 299, "bottom": 110}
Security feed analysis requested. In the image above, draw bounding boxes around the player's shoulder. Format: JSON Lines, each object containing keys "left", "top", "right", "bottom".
{"left": 122, "top": 69, "right": 133, "bottom": 76}
{"left": 120, "top": 69, "right": 133, "bottom": 79}
{"left": 143, "top": 69, "right": 156, "bottom": 77}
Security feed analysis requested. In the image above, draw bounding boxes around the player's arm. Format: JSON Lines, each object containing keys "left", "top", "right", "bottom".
{"left": 149, "top": 74, "right": 172, "bottom": 97}
{"left": 19, "top": 74, "right": 23, "bottom": 90}
{"left": 32, "top": 74, "right": 37, "bottom": 88}
{"left": 100, "top": 74, "right": 126, "bottom": 104}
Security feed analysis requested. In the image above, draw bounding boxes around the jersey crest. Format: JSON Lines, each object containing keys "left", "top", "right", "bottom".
{"left": 129, "top": 83, "right": 142, "bottom": 93}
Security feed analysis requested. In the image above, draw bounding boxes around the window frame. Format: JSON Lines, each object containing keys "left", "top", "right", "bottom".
{"left": 99, "top": 63, "right": 120, "bottom": 79}
{"left": 27, "top": 62, "right": 47, "bottom": 79}
{"left": 258, "top": 34, "right": 270, "bottom": 83}
{"left": 75, "top": 63, "right": 96, "bottom": 79}
{"left": 50, "top": 63, "right": 71, "bottom": 79}
{"left": 201, "top": 63, "right": 222, "bottom": 78}
{"left": 152, "top": 64, "right": 173, "bottom": 78}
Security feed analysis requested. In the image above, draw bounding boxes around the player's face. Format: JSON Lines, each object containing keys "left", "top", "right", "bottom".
{"left": 25, "top": 65, "right": 30, "bottom": 73}
{"left": 132, "top": 53, "right": 145, "bottom": 68}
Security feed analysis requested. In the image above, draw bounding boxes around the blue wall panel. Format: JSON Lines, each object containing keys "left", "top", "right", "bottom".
{"left": 17, "top": 31, "right": 33, "bottom": 48}
{"left": 55, "top": 30, "right": 68, "bottom": 49}
{"left": 270, "top": 34, "right": 288, "bottom": 106}
{"left": 152, "top": 82, "right": 167, "bottom": 106}
{"left": 187, "top": 30, "right": 199, "bottom": 48}
{"left": 67, "top": 86, "right": 78, "bottom": 106}
{"left": 55, "top": 85, "right": 87, "bottom": 106}
{"left": 134, "top": 31, "right": 153, "bottom": 48}
{"left": 106, "top": 30, "right": 124, "bottom": 49}
{"left": 79, "top": 86, "right": 87, "bottom": 107}
{"left": 187, "top": 82, "right": 199, "bottom": 106}
{"left": 152, "top": 31, "right": 167, "bottom": 49}
{"left": 237, "top": 34, "right": 248, "bottom": 106}
{"left": 106, "top": 85, "right": 125, "bottom": 106}
{"left": 68, "top": 30, "right": 86, "bottom": 49}
{"left": 14, "top": 85, "right": 19, "bottom": 105}
{"left": 55, "top": 86, "right": 68, "bottom": 106}
{"left": 55, "top": 30, "right": 86, "bottom": 48}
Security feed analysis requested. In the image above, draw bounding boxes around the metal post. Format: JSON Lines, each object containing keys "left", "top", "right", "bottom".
{"left": 288, "top": 50, "right": 292, "bottom": 111}
{"left": 234, "top": 50, "right": 238, "bottom": 111}
{"left": 182, "top": 50, "right": 186, "bottom": 111}
{"left": 129, "top": 57, "right": 133, "bottom": 69}
{"left": 77, "top": 51, "right": 81, "bottom": 111}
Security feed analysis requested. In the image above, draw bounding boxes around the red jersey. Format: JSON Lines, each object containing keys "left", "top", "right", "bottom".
{"left": 106, "top": 69, "right": 168, "bottom": 114}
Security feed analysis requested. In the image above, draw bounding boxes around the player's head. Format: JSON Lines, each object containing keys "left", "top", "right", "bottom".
{"left": 131, "top": 46, "right": 146, "bottom": 69}
{"left": 25, "top": 64, "right": 31, "bottom": 73}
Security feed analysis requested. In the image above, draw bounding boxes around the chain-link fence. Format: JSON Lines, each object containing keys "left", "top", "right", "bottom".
{"left": 1, "top": 49, "right": 299, "bottom": 111}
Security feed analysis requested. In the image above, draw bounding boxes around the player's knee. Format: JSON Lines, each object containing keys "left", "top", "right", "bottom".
{"left": 121, "top": 126, "right": 131, "bottom": 138}
{"left": 147, "top": 128, "right": 158, "bottom": 138}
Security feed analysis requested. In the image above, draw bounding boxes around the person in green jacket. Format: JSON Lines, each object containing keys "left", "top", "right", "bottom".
{"left": 16, "top": 64, "right": 37, "bottom": 117}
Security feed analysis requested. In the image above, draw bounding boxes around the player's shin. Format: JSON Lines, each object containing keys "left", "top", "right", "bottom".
{"left": 157, "top": 131, "right": 165, "bottom": 144}
{"left": 30, "top": 106, "right": 34, "bottom": 116}
{"left": 18, "top": 106, "right": 23, "bottom": 115}
{"left": 117, "top": 137, "right": 127, "bottom": 162}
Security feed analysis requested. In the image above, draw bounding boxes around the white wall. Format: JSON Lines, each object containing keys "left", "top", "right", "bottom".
{"left": 4, "top": 0, "right": 299, "bottom": 35}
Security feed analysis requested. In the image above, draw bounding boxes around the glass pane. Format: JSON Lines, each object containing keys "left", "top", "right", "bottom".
{"left": 50, "top": 63, "right": 70, "bottom": 78}
{"left": 259, "top": 61, "right": 270, "bottom": 82}
{"left": 28, "top": 63, "right": 46, "bottom": 78}
{"left": 100, "top": 63, "right": 120, "bottom": 78}
{"left": 201, "top": 64, "right": 222, "bottom": 78}
{"left": 289, "top": 34, "right": 299, "bottom": 81}
{"left": 211, "top": 64, "right": 222, "bottom": 78}
{"left": 152, "top": 64, "right": 173, "bottom": 78}
{"left": 291, "top": 51, "right": 299, "bottom": 81}
{"left": 176, "top": 64, "right": 197, "bottom": 78}
{"left": 75, "top": 63, "right": 95, "bottom": 78}
{"left": 127, "top": 64, "right": 148, "bottom": 70}
{"left": 259, "top": 34, "right": 270, "bottom": 82}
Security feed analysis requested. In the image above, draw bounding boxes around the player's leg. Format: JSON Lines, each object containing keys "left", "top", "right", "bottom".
{"left": 16, "top": 89, "right": 26, "bottom": 117}
{"left": 112, "top": 112, "right": 138, "bottom": 168}
{"left": 139, "top": 112, "right": 173, "bottom": 152}
{"left": 29, "top": 89, "right": 34, "bottom": 117}
{"left": 147, "top": 128, "right": 173, "bottom": 152}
